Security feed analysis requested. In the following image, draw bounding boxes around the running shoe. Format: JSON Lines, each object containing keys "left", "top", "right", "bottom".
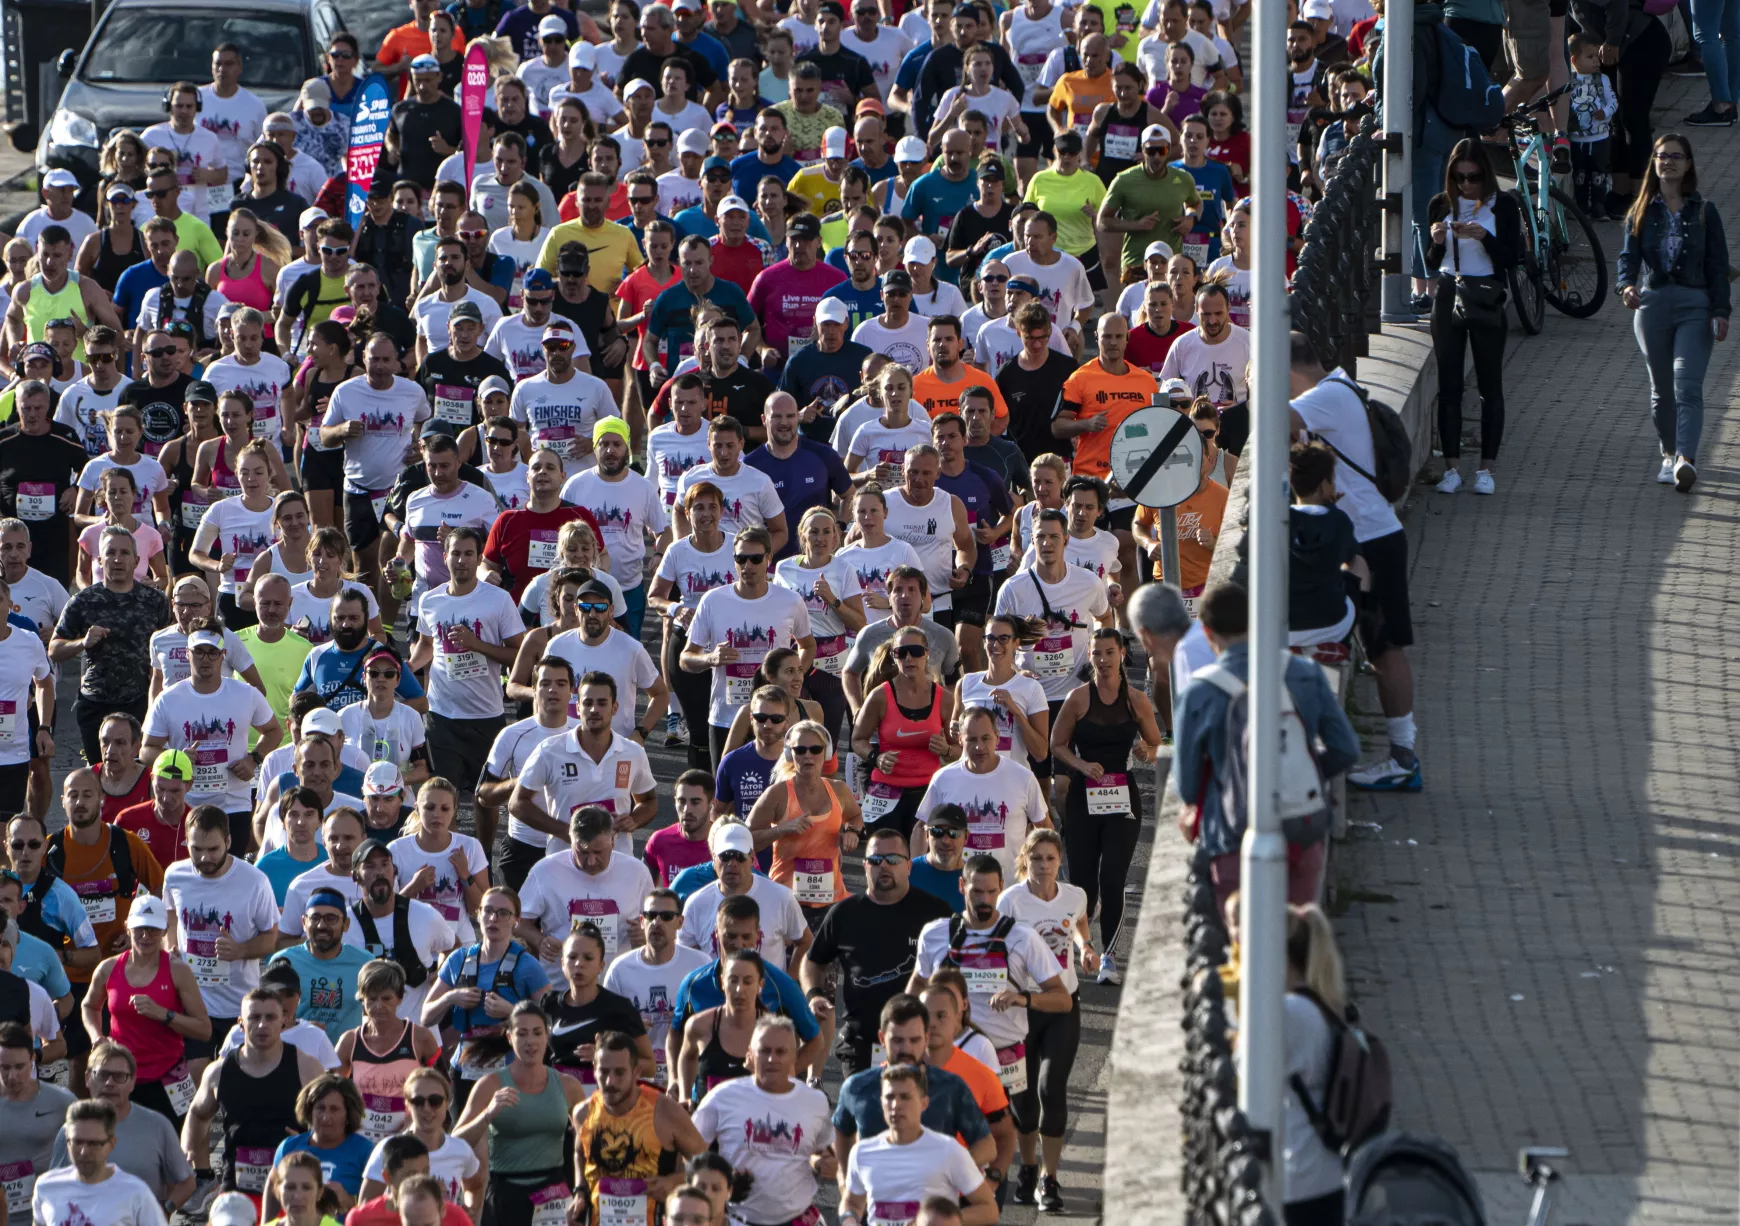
{"left": 1550, "top": 134, "right": 1571, "bottom": 174}
{"left": 1658, "top": 456, "right": 1676, "bottom": 484}
{"left": 1040, "top": 1176, "right": 1065, "bottom": 1213}
{"left": 1097, "top": 953, "right": 1122, "bottom": 985}
{"left": 1472, "top": 470, "right": 1495, "bottom": 495}
{"left": 1685, "top": 104, "right": 1736, "bottom": 126}
{"left": 1676, "top": 457, "right": 1697, "bottom": 492}
{"left": 1348, "top": 757, "right": 1423, "bottom": 792}
{"left": 1435, "top": 468, "right": 1462, "bottom": 494}
{"left": 1012, "top": 1164, "right": 1039, "bottom": 1206}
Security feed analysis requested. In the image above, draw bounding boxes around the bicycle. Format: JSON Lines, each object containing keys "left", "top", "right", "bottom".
{"left": 1499, "top": 87, "right": 1608, "bottom": 333}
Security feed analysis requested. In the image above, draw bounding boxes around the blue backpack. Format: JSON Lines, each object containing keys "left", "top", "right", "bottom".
{"left": 1429, "top": 23, "right": 1505, "bottom": 131}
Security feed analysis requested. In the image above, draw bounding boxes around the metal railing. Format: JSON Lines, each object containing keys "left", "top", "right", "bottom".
{"left": 1290, "top": 111, "right": 1386, "bottom": 376}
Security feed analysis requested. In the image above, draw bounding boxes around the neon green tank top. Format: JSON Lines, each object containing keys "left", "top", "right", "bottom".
{"left": 24, "top": 272, "right": 87, "bottom": 360}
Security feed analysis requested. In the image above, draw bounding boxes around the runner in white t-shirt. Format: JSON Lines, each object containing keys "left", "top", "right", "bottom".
{"left": 515, "top": 806, "right": 655, "bottom": 973}
{"left": 843, "top": 1066, "right": 995, "bottom": 1226}
{"left": 142, "top": 628, "right": 279, "bottom": 821}
{"left": 161, "top": 810, "right": 280, "bottom": 1033}
{"left": 992, "top": 514, "right": 1112, "bottom": 703}
{"left": 915, "top": 708, "right": 1051, "bottom": 883}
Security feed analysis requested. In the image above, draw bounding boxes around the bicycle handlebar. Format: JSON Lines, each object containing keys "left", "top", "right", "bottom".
{"left": 1503, "top": 80, "right": 1574, "bottom": 125}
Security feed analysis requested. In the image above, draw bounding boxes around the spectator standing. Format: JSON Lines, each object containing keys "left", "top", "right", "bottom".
{"left": 1428, "top": 139, "right": 1522, "bottom": 496}
{"left": 1619, "top": 133, "right": 1730, "bottom": 493}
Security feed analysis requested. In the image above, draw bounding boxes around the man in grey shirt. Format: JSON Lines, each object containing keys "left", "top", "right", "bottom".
{"left": 48, "top": 1039, "right": 195, "bottom": 1212}
{"left": 842, "top": 565, "right": 961, "bottom": 714}
{"left": 0, "top": 1020, "right": 76, "bottom": 1224}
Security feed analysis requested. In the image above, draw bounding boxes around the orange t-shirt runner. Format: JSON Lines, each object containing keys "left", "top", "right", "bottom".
{"left": 912, "top": 364, "right": 1009, "bottom": 421}
{"left": 1138, "top": 476, "right": 1229, "bottom": 592}
{"left": 1049, "top": 69, "right": 1119, "bottom": 136}
{"left": 1059, "top": 359, "right": 1159, "bottom": 481}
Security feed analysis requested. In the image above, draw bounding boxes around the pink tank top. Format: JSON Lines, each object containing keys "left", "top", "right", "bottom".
{"left": 212, "top": 438, "right": 241, "bottom": 494}
{"left": 107, "top": 949, "right": 185, "bottom": 1082}
{"left": 215, "top": 254, "right": 272, "bottom": 311}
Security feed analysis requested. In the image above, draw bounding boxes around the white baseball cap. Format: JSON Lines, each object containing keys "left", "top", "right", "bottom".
{"left": 126, "top": 894, "right": 168, "bottom": 930}
{"left": 300, "top": 207, "right": 329, "bottom": 228}
{"left": 301, "top": 707, "right": 343, "bottom": 736}
{"left": 624, "top": 77, "right": 655, "bottom": 97}
{"left": 43, "top": 169, "right": 78, "bottom": 189}
{"left": 568, "top": 42, "right": 597, "bottom": 70}
{"left": 903, "top": 235, "right": 937, "bottom": 264}
{"left": 1144, "top": 240, "right": 1175, "bottom": 261}
{"left": 709, "top": 821, "right": 755, "bottom": 857}
{"left": 187, "top": 628, "right": 225, "bottom": 651}
{"left": 677, "top": 128, "right": 709, "bottom": 155}
{"left": 538, "top": 13, "right": 570, "bottom": 37}
{"left": 822, "top": 126, "right": 848, "bottom": 158}
{"left": 895, "top": 136, "right": 929, "bottom": 163}
{"left": 1141, "top": 124, "right": 1171, "bottom": 148}
{"left": 1302, "top": 0, "right": 1335, "bottom": 17}
{"left": 815, "top": 297, "right": 850, "bottom": 324}
{"left": 718, "top": 194, "right": 752, "bottom": 215}
{"left": 363, "top": 760, "right": 406, "bottom": 797}
{"left": 209, "top": 1193, "right": 258, "bottom": 1226}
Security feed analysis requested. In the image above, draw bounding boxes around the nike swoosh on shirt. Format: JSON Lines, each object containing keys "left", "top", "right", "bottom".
{"left": 551, "top": 1022, "right": 591, "bottom": 1036}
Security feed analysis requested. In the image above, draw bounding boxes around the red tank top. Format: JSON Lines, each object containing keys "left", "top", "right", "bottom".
{"left": 212, "top": 438, "right": 241, "bottom": 494}
{"left": 870, "top": 680, "right": 944, "bottom": 788}
{"left": 107, "top": 949, "right": 184, "bottom": 1081}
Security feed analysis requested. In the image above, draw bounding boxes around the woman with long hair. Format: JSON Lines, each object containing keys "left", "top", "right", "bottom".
{"left": 189, "top": 437, "right": 279, "bottom": 628}
{"left": 266, "top": 1076, "right": 375, "bottom": 1217}
{"left": 1205, "top": 199, "right": 1252, "bottom": 327}
{"left": 516, "top": 519, "right": 622, "bottom": 626}
{"left": 1427, "top": 137, "right": 1522, "bottom": 496}
{"left": 452, "top": 1001, "right": 588, "bottom": 1226}
{"left": 73, "top": 404, "right": 170, "bottom": 530}
{"left": 390, "top": 777, "right": 490, "bottom": 943}
{"left": 1048, "top": 629, "right": 1162, "bottom": 985}
{"left": 355, "top": 1066, "right": 486, "bottom": 1215}
{"left": 1619, "top": 132, "right": 1731, "bottom": 491}
{"left": 505, "top": 567, "right": 588, "bottom": 697}
{"left": 720, "top": 646, "right": 827, "bottom": 757}
{"left": 1281, "top": 903, "right": 1349, "bottom": 1226}
{"left": 755, "top": 174, "right": 790, "bottom": 259}
{"left": 242, "top": 490, "right": 316, "bottom": 611}
{"left": 539, "top": 924, "right": 655, "bottom": 1086}
{"left": 283, "top": 319, "right": 361, "bottom": 531}
{"left": 748, "top": 719, "right": 864, "bottom": 925}
{"left": 194, "top": 390, "right": 291, "bottom": 499}
{"left": 851, "top": 624, "right": 956, "bottom": 837}
{"left": 774, "top": 507, "right": 867, "bottom": 742}
{"left": 75, "top": 467, "right": 167, "bottom": 589}
{"left": 83, "top": 898, "right": 211, "bottom": 1123}
{"left": 234, "top": 143, "right": 311, "bottom": 243}
{"left": 263, "top": 1151, "right": 345, "bottom": 1226}
{"left": 1201, "top": 90, "right": 1250, "bottom": 189}
{"left": 158, "top": 388, "right": 223, "bottom": 574}
{"left": 76, "top": 181, "right": 145, "bottom": 291}
{"left": 1167, "top": 251, "right": 1200, "bottom": 323}
{"left": 489, "top": 182, "right": 551, "bottom": 311}
{"left": 997, "top": 828, "right": 1094, "bottom": 1208}
{"left": 676, "top": 949, "right": 765, "bottom": 1103}
{"left": 288, "top": 526, "right": 385, "bottom": 643}
{"left": 651, "top": 482, "right": 734, "bottom": 767}
{"left": 208, "top": 207, "right": 286, "bottom": 313}
{"left": 836, "top": 485, "right": 921, "bottom": 622}
{"left": 98, "top": 128, "right": 149, "bottom": 199}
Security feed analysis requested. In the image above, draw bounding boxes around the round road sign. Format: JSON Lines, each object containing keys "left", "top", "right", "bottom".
{"left": 1108, "top": 405, "right": 1204, "bottom": 510}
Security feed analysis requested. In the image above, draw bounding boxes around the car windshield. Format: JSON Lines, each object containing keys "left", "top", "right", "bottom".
{"left": 82, "top": 9, "right": 308, "bottom": 89}
{"left": 333, "top": 0, "right": 406, "bottom": 67}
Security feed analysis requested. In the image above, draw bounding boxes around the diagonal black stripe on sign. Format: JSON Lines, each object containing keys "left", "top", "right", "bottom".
{"left": 1122, "top": 416, "right": 1196, "bottom": 502}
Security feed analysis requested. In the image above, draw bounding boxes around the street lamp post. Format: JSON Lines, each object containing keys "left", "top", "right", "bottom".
{"left": 1380, "top": 0, "right": 1417, "bottom": 321}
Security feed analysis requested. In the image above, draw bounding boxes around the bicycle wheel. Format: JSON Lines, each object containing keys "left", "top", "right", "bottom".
{"left": 1542, "top": 185, "right": 1607, "bottom": 317}
{"left": 1506, "top": 192, "right": 1546, "bottom": 334}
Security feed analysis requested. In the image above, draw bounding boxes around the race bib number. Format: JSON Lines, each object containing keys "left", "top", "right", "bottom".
{"left": 871, "top": 1201, "right": 920, "bottom": 1226}
{"left": 1017, "top": 52, "right": 1045, "bottom": 88}
{"left": 956, "top": 951, "right": 1009, "bottom": 998}
{"left": 1184, "top": 235, "right": 1210, "bottom": 265}
{"left": 529, "top": 1181, "right": 573, "bottom": 1226}
{"left": 0, "top": 1160, "right": 33, "bottom": 1211}
{"left": 433, "top": 383, "right": 474, "bottom": 425}
{"left": 814, "top": 635, "right": 847, "bottom": 675}
{"left": 186, "top": 937, "right": 232, "bottom": 987}
{"left": 193, "top": 741, "right": 229, "bottom": 793}
{"left": 991, "top": 539, "right": 1012, "bottom": 571}
{"left": 1087, "top": 772, "right": 1131, "bottom": 815}
{"left": 787, "top": 332, "right": 815, "bottom": 358}
{"left": 568, "top": 897, "right": 623, "bottom": 960}
{"left": 596, "top": 1177, "right": 647, "bottom": 1226}
{"left": 208, "top": 182, "right": 235, "bottom": 212}
{"left": 791, "top": 857, "right": 834, "bottom": 906}
{"left": 1103, "top": 131, "right": 1139, "bottom": 161}
{"left": 234, "top": 1145, "right": 275, "bottom": 1193}
{"left": 724, "top": 660, "right": 760, "bottom": 706}
{"left": 997, "top": 1042, "right": 1029, "bottom": 1094}
{"left": 164, "top": 1061, "right": 196, "bottom": 1116}
{"left": 860, "top": 781, "right": 901, "bottom": 819}
{"left": 966, "top": 817, "right": 1004, "bottom": 853}
{"left": 363, "top": 1091, "right": 407, "bottom": 1138}
{"left": 76, "top": 879, "right": 117, "bottom": 924}
{"left": 527, "top": 530, "right": 560, "bottom": 569}
{"left": 0, "top": 702, "right": 15, "bottom": 742}
{"left": 538, "top": 424, "right": 577, "bottom": 458}
{"left": 441, "top": 647, "right": 487, "bottom": 679}
{"left": 15, "top": 482, "right": 54, "bottom": 521}
{"left": 1032, "top": 634, "right": 1072, "bottom": 679}
{"left": 181, "top": 493, "right": 210, "bottom": 531}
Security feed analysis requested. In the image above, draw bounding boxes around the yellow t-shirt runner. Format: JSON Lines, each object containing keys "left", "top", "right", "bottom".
{"left": 536, "top": 218, "right": 645, "bottom": 293}
{"left": 1025, "top": 166, "right": 1108, "bottom": 259}
{"left": 787, "top": 165, "right": 844, "bottom": 217}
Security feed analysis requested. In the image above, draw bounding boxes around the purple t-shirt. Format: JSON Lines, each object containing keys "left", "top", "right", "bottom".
{"left": 747, "top": 260, "right": 848, "bottom": 358}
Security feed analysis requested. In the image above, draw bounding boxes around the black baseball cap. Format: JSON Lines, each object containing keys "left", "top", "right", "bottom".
{"left": 186, "top": 380, "right": 217, "bottom": 403}
{"left": 883, "top": 268, "right": 913, "bottom": 291}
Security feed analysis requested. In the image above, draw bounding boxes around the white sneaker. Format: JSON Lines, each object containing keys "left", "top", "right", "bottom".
{"left": 1435, "top": 468, "right": 1462, "bottom": 494}
{"left": 1472, "top": 469, "right": 1495, "bottom": 495}
{"left": 1097, "top": 953, "right": 1122, "bottom": 985}
{"left": 1675, "top": 457, "right": 1697, "bottom": 492}
{"left": 1658, "top": 456, "right": 1676, "bottom": 484}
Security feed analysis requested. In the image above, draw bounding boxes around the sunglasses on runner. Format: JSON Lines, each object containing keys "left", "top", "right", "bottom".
{"left": 751, "top": 711, "right": 786, "bottom": 724}
{"left": 790, "top": 743, "right": 825, "bottom": 755}
{"left": 734, "top": 553, "right": 765, "bottom": 565}
{"left": 407, "top": 1094, "right": 447, "bottom": 1108}
{"left": 489, "top": 436, "right": 517, "bottom": 447}
{"left": 577, "top": 599, "right": 610, "bottom": 612}
{"left": 8, "top": 840, "right": 41, "bottom": 851}
{"left": 895, "top": 643, "right": 928, "bottom": 659}
{"left": 927, "top": 825, "right": 962, "bottom": 839}
{"left": 642, "top": 909, "right": 681, "bottom": 921}
{"left": 865, "top": 853, "right": 907, "bottom": 866}
{"left": 716, "top": 850, "right": 749, "bottom": 863}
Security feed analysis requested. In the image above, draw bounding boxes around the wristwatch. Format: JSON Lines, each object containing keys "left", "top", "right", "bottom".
{"left": 632, "top": 727, "right": 648, "bottom": 741}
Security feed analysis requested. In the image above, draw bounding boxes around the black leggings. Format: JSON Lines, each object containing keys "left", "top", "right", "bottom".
{"left": 804, "top": 667, "right": 849, "bottom": 749}
{"left": 483, "top": 1168, "right": 569, "bottom": 1226}
{"left": 1432, "top": 286, "right": 1507, "bottom": 461}
{"left": 1062, "top": 781, "right": 1143, "bottom": 951}
{"left": 1010, "top": 992, "right": 1082, "bottom": 1138}
{"left": 663, "top": 621, "right": 714, "bottom": 772}
{"left": 1611, "top": 20, "right": 1671, "bottom": 179}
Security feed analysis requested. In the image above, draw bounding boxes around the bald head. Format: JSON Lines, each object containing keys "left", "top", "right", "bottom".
{"left": 763, "top": 391, "right": 800, "bottom": 444}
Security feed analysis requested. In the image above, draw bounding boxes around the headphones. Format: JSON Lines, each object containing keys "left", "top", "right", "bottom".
{"left": 162, "top": 86, "right": 203, "bottom": 115}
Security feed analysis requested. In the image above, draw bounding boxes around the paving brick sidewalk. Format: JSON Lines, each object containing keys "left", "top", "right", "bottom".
{"left": 1334, "top": 73, "right": 1740, "bottom": 1224}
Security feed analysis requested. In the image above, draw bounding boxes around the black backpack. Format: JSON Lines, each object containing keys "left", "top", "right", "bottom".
{"left": 1316, "top": 375, "right": 1415, "bottom": 504}
{"left": 1345, "top": 1132, "right": 1486, "bottom": 1225}
{"left": 1291, "top": 988, "right": 1394, "bottom": 1160}
{"left": 352, "top": 896, "right": 432, "bottom": 990}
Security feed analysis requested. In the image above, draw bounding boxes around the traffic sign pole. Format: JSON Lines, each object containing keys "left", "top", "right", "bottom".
{"left": 1159, "top": 506, "right": 1180, "bottom": 607}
